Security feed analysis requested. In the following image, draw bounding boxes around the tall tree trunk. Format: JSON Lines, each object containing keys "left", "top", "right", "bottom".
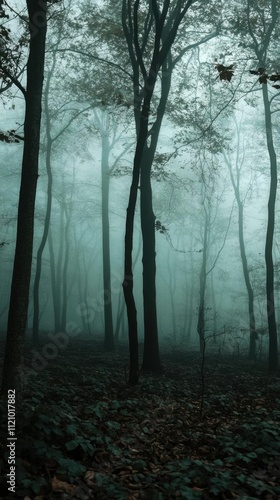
{"left": 197, "top": 213, "right": 208, "bottom": 353}
{"left": 61, "top": 204, "right": 70, "bottom": 332}
{"left": 32, "top": 70, "right": 54, "bottom": 343}
{"left": 101, "top": 122, "right": 114, "bottom": 350}
{"left": 210, "top": 269, "right": 217, "bottom": 342}
{"left": 262, "top": 83, "right": 278, "bottom": 373}
{"left": 123, "top": 138, "right": 146, "bottom": 384}
{"left": 76, "top": 249, "right": 88, "bottom": 334}
{"left": 140, "top": 63, "right": 172, "bottom": 372}
{"left": 114, "top": 293, "right": 125, "bottom": 343}
{"left": 186, "top": 233, "right": 194, "bottom": 342}
{"left": 82, "top": 251, "right": 92, "bottom": 336}
{"left": 141, "top": 148, "right": 161, "bottom": 371}
{"left": 225, "top": 131, "right": 257, "bottom": 359}
{"left": 123, "top": 83, "right": 155, "bottom": 384}
{"left": 1, "top": 0, "right": 47, "bottom": 394}
{"left": 115, "top": 230, "right": 141, "bottom": 343}
{"left": 121, "top": 0, "right": 195, "bottom": 379}
{"left": 167, "top": 251, "right": 176, "bottom": 336}
{"left": 237, "top": 202, "right": 256, "bottom": 359}
{"left": 55, "top": 202, "right": 64, "bottom": 330}
{"left": 48, "top": 227, "right": 60, "bottom": 331}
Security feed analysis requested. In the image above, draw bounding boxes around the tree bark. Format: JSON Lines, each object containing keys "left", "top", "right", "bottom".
{"left": 238, "top": 202, "right": 256, "bottom": 359}
{"left": 197, "top": 209, "right": 208, "bottom": 353}
{"left": 32, "top": 68, "right": 54, "bottom": 344}
{"left": 141, "top": 147, "right": 161, "bottom": 371}
{"left": 61, "top": 203, "right": 70, "bottom": 331}
{"left": 121, "top": 1, "right": 196, "bottom": 379}
{"left": 1, "top": 0, "right": 47, "bottom": 394}
{"left": 101, "top": 118, "right": 114, "bottom": 350}
{"left": 225, "top": 132, "right": 257, "bottom": 360}
{"left": 262, "top": 83, "right": 278, "bottom": 373}
{"left": 186, "top": 232, "right": 194, "bottom": 342}
{"left": 48, "top": 227, "right": 60, "bottom": 331}
{"left": 140, "top": 63, "right": 172, "bottom": 372}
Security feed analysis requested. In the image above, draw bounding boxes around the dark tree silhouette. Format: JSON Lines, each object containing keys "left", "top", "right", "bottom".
{"left": 122, "top": 0, "right": 218, "bottom": 382}
{"left": 1, "top": 0, "right": 48, "bottom": 394}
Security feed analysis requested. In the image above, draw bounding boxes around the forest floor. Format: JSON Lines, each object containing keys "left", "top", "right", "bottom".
{"left": 0, "top": 334, "right": 280, "bottom": 499}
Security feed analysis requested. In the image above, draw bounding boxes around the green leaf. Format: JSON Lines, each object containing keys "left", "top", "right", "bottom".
{"left": 255, "top": 447, "right": 266, "bottom": 454}
{"left": 193, "top": 459, "right": 203, "bottom": 466}
{"left": 57, "top": 457, "right": 86, "bottom": 477}
{"left": 213, "top": 459, "right": 223, "bottom": 466}
{"left": 133, "top": 459, "right": 146, "bottom": 470}
{"left": 66, "top": 423, "right": 78, "bottom": 435}
{"left": 65, "top": 439, "right": 79, "bottom": 451}
{"left": 246, "top": 452, "right": 257, "bottom": 458}
{"left": 107, "top": 420, "right": 121, "bottom": 430}
{"left": 52, "top": 427, "right": 64, "bottom": 437}
{"left": 32, "top": 477, "right": 47, "bottom": 494}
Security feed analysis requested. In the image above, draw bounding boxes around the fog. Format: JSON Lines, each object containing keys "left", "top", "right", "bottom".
{"left": 0, "top": 1, "right": 280, "bottom": 496}
{"left": 1, "top": 1, "right": 280, "bottom": 356}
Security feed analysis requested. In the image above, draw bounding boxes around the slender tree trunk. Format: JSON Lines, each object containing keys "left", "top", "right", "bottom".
{"left": 167, "top": 251, "right": 176, "bottom": 336}
{"left": 61, "top": 204, "right": 70, "bottom": 332}
{"left": 123, "top": 85, "right": 155, "bottom": 384}
{"left": 141, "top": 148, "right": 162, "bottom": 371}
{"left": 225, "top": 140, "right": 257, "bottom": 359}
{"left": 101, "top": 122, "right": 114, "bottom": 350}
{"left": 115, "top": 292, "right": 125, "bottom": 343}
{"left": 48, "top": 227, "right": 60, "bottom": 331}
{"left": 1, "top": 0, "right": 47, "bottom": 394}
{"left": 55, "top": 203, "right": 64, "bottom": 329}
{"left": 210, "top": 269, "right": 217, "bottom": 342}
{"left": 262, "top": 83, "right": 278, "bottom": 373}
{"left": 32, "top": 77, "right": 54, "bottom": 343}
{"left": 238, "top": 202, "right": 256, "bottom": 359}
{"left": 123, "top": 140, "right": 145, "bottom": 383}
{"left": 115, "top": 231, "right": 141, "bottom": 343}
{"left": 140, "top": 64, "right": 172, "bottom": 372}
{"left": 186, "top": 234, "right": 194, "bottom": 342}
{"left": 121, "top": 0, "right": 193, "bottom": 379}
{"left": 197, "top": 206, "right": 208, "bottom": 353}
{"left": 76, "top": 250, "right": 88, "bottom": 334}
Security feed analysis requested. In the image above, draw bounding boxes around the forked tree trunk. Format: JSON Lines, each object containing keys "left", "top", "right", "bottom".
{"left": 122, "top": 0, "right": 199, "bottom": 381}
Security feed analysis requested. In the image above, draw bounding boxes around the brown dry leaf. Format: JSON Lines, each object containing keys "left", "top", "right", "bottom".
{"left": 84, "top": 469, "right": 95, "bottom": 487}
{"left": 128, "top": 482, "right": 142, "bottom": 489}
{"left": 85, "top": 470, "right": 95, "bottom": 480}
{"left": 51, "top": 476, "right": 77, "bottom": 493}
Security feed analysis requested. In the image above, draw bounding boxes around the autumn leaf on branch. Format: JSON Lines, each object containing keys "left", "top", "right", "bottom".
{"left": 215, "top": 64, "right": 234, "bottom": 82}
{"left": 248, "top": 68, "right": 278, "bottom": 85}
{"left": 259, "top": 73, "right": 269, "bottom": 84}
{"left": 0, "top": 130, "right": 23, "bottom": 143}
{"left": 155, "top": 220, "right": 168, "bottom": 234}
{"left": 269, "top": 74, "right": 280, "bottom": 82}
